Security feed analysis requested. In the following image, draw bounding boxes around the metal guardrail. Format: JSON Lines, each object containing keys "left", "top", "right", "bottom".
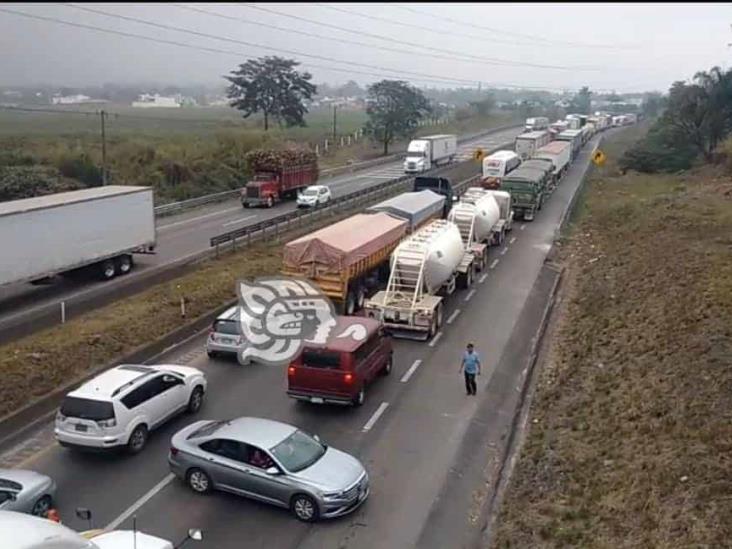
{"left": 154, "top": 189, "right": 241, "bottom": 216}
{"left": 209, "top": 139, "right": 514, "bottom": 255}
{"left": 155, "top": 123, "right": 522, "bottom": 218}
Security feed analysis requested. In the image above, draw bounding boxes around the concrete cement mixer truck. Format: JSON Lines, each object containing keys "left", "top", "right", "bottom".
{"left": 448, "top": 188, "right": 510, "bottom": 271}
{"left": 364, "top": 219, "right": 476, "bottom": 340}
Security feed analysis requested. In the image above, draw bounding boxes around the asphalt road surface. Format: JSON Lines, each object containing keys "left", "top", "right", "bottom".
{"left": 0, "top": 133, "right": 605, "bottom": 548}
{"left": 0, "top": 127, "right": 522, "bottom": 343}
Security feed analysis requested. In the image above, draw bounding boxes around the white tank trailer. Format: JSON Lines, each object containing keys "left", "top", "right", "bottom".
{"left": 364, "top": 219, "right": 476, "bottom": 340}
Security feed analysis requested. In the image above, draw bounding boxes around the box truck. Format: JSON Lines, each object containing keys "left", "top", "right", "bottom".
{"left": 0, "top": 186, "right": 156, "bottom": 286}
{"left": 515, "top": 130, "right": 552, "bottom": 160}
{"left": 403, "top": 134, "right": 457, "bottom": 173}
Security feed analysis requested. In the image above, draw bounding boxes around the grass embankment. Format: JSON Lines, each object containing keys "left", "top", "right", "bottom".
{"left": 0, "top": 159, "right": 483, "bottom": 420}
{"left": 491, "top": 128, "right": 732, "bottom": 547}
{"left": 0, "top": 106, "right": 517, "bottom": 203}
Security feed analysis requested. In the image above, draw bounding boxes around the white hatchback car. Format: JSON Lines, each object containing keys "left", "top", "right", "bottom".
{"left": 296, "top": 185, "right": 332, "bottom": 208}
{"left": 55, "top": 364, "right": 207, "bottom": 454}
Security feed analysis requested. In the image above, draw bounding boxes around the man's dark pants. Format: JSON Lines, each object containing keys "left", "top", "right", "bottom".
{"left": 464, "top": 372, "right": 477, "bottom": 395}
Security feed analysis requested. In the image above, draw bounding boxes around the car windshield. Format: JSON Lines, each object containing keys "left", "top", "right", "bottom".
{"left": 302, "top": 189, "right": 318, "bottom": 196}
{"left": 270, "top": 430, "right": 326, "bottom": 472}
{"left": 484, "top": 168, "right": 500, "bottom": 176}
{"left": 60, "top": 397, "right": 115, "bottom": 421}
{"left": 213, "top": 319, "right": 240, "bottom": 335}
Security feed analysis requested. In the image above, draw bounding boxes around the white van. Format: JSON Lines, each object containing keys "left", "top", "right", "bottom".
{"left": 481, "top": 150, "right": 522, "bottom": 188}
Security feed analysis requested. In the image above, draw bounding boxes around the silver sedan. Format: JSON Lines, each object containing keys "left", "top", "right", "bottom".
{"left": 168, "top": 417, "right": 369, "bottom": 522}
{"left": 0, "top": 469, "right": 57, "bottom": 516}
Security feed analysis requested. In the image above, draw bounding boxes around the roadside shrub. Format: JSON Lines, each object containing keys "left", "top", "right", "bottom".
{"left": 56, "top": 153, "right": 103, "bottom": 186}
{"left": 0, "top": 165, "right": 83, "bottom": 201}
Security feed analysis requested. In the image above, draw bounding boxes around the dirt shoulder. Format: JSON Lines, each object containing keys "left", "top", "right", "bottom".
{"left": 490, "top": 128, "right": 732, "bottom": 548}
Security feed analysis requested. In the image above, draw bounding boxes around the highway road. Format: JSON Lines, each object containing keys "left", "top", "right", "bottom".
{"left": 0, "top": 126, "right": 522, "bottom": 344}
{"left": 0, "top": 133, "right": 605, "bottom": 548}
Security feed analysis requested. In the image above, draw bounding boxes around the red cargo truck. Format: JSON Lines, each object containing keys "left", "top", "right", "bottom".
{"left": 241, "top": 149, "right": 319, "bottom": 208}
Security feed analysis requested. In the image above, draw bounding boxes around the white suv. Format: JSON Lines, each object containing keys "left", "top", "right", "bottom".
{"left": 55, "top": 364, "right": 207, "bottom": 454}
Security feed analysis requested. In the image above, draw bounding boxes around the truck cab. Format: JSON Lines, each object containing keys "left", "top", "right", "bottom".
{"left": 414, "top": 176, "right": 455, "bottom": 217}
{"left": 404, "top": 140, "right": 431, "bottom": 173}
{"left": 500, "top": 167, "right": 547, "bottom": 222}
{"left": 242, "top": 172, "right": 281, "bottom": 208}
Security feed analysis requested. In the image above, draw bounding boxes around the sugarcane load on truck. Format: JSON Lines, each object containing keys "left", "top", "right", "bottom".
{"left": 241, "top": 148, "right": 319, "bottom": 208}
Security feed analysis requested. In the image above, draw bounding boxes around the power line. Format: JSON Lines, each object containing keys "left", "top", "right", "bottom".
{"left": 0, "top": 6, "right": 481, "bottom": 88}
{"left": 59, "top": 3, "right": 488, "bottom": 86}
{"left": 312, "top": 3, "right": 584, "bottom": 51}
{"left": 173, "top": 3, "right": 594, "bottom": 72}
{"left": 389, "top": 4, "right": 639, "bottom": 50}
{"left": 239, "top": 3, "right": 599, "bottom": 71}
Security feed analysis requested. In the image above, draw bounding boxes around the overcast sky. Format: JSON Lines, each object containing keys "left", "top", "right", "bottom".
{"left": 1, "top": 2, "right": 731, "bottom": 93}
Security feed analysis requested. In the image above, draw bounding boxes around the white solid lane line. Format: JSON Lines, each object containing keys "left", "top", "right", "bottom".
{"left": 222, "top": 214, "right": 256, "bottom": 227}
{"left": 428, "top": 331, "right": 443, "bottom": 348}
{"left": 464, "top": 289, "right": 476, "bottom": 302}
{"left": 362, "top": 402, "right": 390, "bottom": 432}
{"left": 510, "top": 237, "right": 516, "bottom": 244}
{"left": 157, "top": 206, "right": 243, "bottom": 231}
{"left": 106, "top": 473, "right": 175, "bottom": 530}
{"left": 490, "top": 259, "right": 500, "bottom": 269}
{"left": 400, "top": 359, "right": 423, "bottom": 383}
{"left": 479, "top": 273, "right": 488, "bottom": 284}
{"left": 446, "top": 309, "right": 461, "bottom": 324}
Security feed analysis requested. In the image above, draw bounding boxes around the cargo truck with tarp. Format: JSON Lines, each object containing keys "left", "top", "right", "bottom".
{"left": 499, "top": 165, "right": 548, "bottom": 221}
{"left": 365, "top": 190, "right": 446, "bottom": 233}
{"left": 535, "top": 141, "right": 571, "bottom": 184}
{"left": 282, "top": 213, "right": 408, "bottom": 315}
{"left": 242, "top": 148, "right": 318, "bottom": 208}
{"left": 555, "top": 129, "right": 584, "bottom": 162}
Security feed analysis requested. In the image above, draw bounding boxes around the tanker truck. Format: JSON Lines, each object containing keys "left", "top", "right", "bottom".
{"left": 364, "top": 219, "right": 476, "bottom": 340}
{"left": 448, "top": 189, "right": 505, "bottom": 272}
{"left": 460, "top": 188, "right": 514, "bottom": 236}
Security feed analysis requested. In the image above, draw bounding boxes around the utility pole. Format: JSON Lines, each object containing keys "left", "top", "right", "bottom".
{"left": 100, "top": 110, "right": 108, "bottom": 185}
{"left": 332, "top": 104, "right": 337, "bottom": 144}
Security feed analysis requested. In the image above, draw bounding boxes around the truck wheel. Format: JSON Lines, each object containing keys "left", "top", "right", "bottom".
{"left": 115, "top": 255, "right": 133, "bottom": 275}
{"left": 243, "top": 202, "right": 250, "bottom": 209}
{"left": 435, "top": 303, "right": 444, "bottom": 329}
{"left": 356, "top": 285, "right": 366, "bottom": 310}
{"left": 100, "top": 259, "right": 116, "bottom": 281}
{"left": 465, "top": 267, "right": 473, "bottom": 288}
{"left": 345, "top": 291, "right": 357, "bottom": 316}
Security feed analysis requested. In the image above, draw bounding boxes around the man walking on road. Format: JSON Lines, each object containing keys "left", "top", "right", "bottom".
{"left": 459, "top": 343, "right": 481, "bottom": 395}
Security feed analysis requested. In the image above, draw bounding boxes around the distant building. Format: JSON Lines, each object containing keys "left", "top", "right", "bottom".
{"left": 51, "top": 94, "right": 107, "bottom": 105}
{"left": 132, "top": 94, "right": 181, "bottom": 108}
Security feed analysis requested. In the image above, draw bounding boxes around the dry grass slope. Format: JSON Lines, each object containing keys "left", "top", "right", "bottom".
{"left": 492, "top": 128, "right": 732, "bottom": 548}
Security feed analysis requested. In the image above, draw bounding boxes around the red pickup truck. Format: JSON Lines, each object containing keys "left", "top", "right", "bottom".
{"left": 241, "top": 149, "right": 319, "bottom": 208}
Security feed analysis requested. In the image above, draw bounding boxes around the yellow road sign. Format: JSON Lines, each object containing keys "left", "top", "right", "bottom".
{"left": 592, "top": 149, "right": 607, "bottom": 166}
{"left": 473, "top": 148, "right": 485, "bottom": 162}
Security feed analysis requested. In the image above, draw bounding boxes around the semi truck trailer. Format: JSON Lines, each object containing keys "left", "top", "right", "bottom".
{"left": 0, "top": 186, "right": 156, "bottom": 287}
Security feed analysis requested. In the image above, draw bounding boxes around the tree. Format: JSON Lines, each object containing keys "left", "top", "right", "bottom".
{"left": 225, "top": 56, "right": 316, "bottom": 131}
{"left": 641, "top": 92, "right": 664, "bottom": 118}
{"left": 338, "top": 80, "right": 363, "bottom": 98}
{"left": 363, "top": 80, "right": 431, "bottom": 155}
{"left": 569, "top": 86, "right": 592, "bottom": 114}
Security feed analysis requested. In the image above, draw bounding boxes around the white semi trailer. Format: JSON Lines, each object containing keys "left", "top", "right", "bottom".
{"left": 403, "top": 134, "right": 457, "bottom": 173}
{"left": 364, "top": 219, "right": 475, "bottom": 339}
{"left": 0, "top": 186, "right": 156, "bottom": 287}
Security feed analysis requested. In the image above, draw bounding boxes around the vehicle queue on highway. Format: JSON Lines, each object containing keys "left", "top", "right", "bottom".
{"left": 2, "top": 112, "right": 632, "bottom": 544}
